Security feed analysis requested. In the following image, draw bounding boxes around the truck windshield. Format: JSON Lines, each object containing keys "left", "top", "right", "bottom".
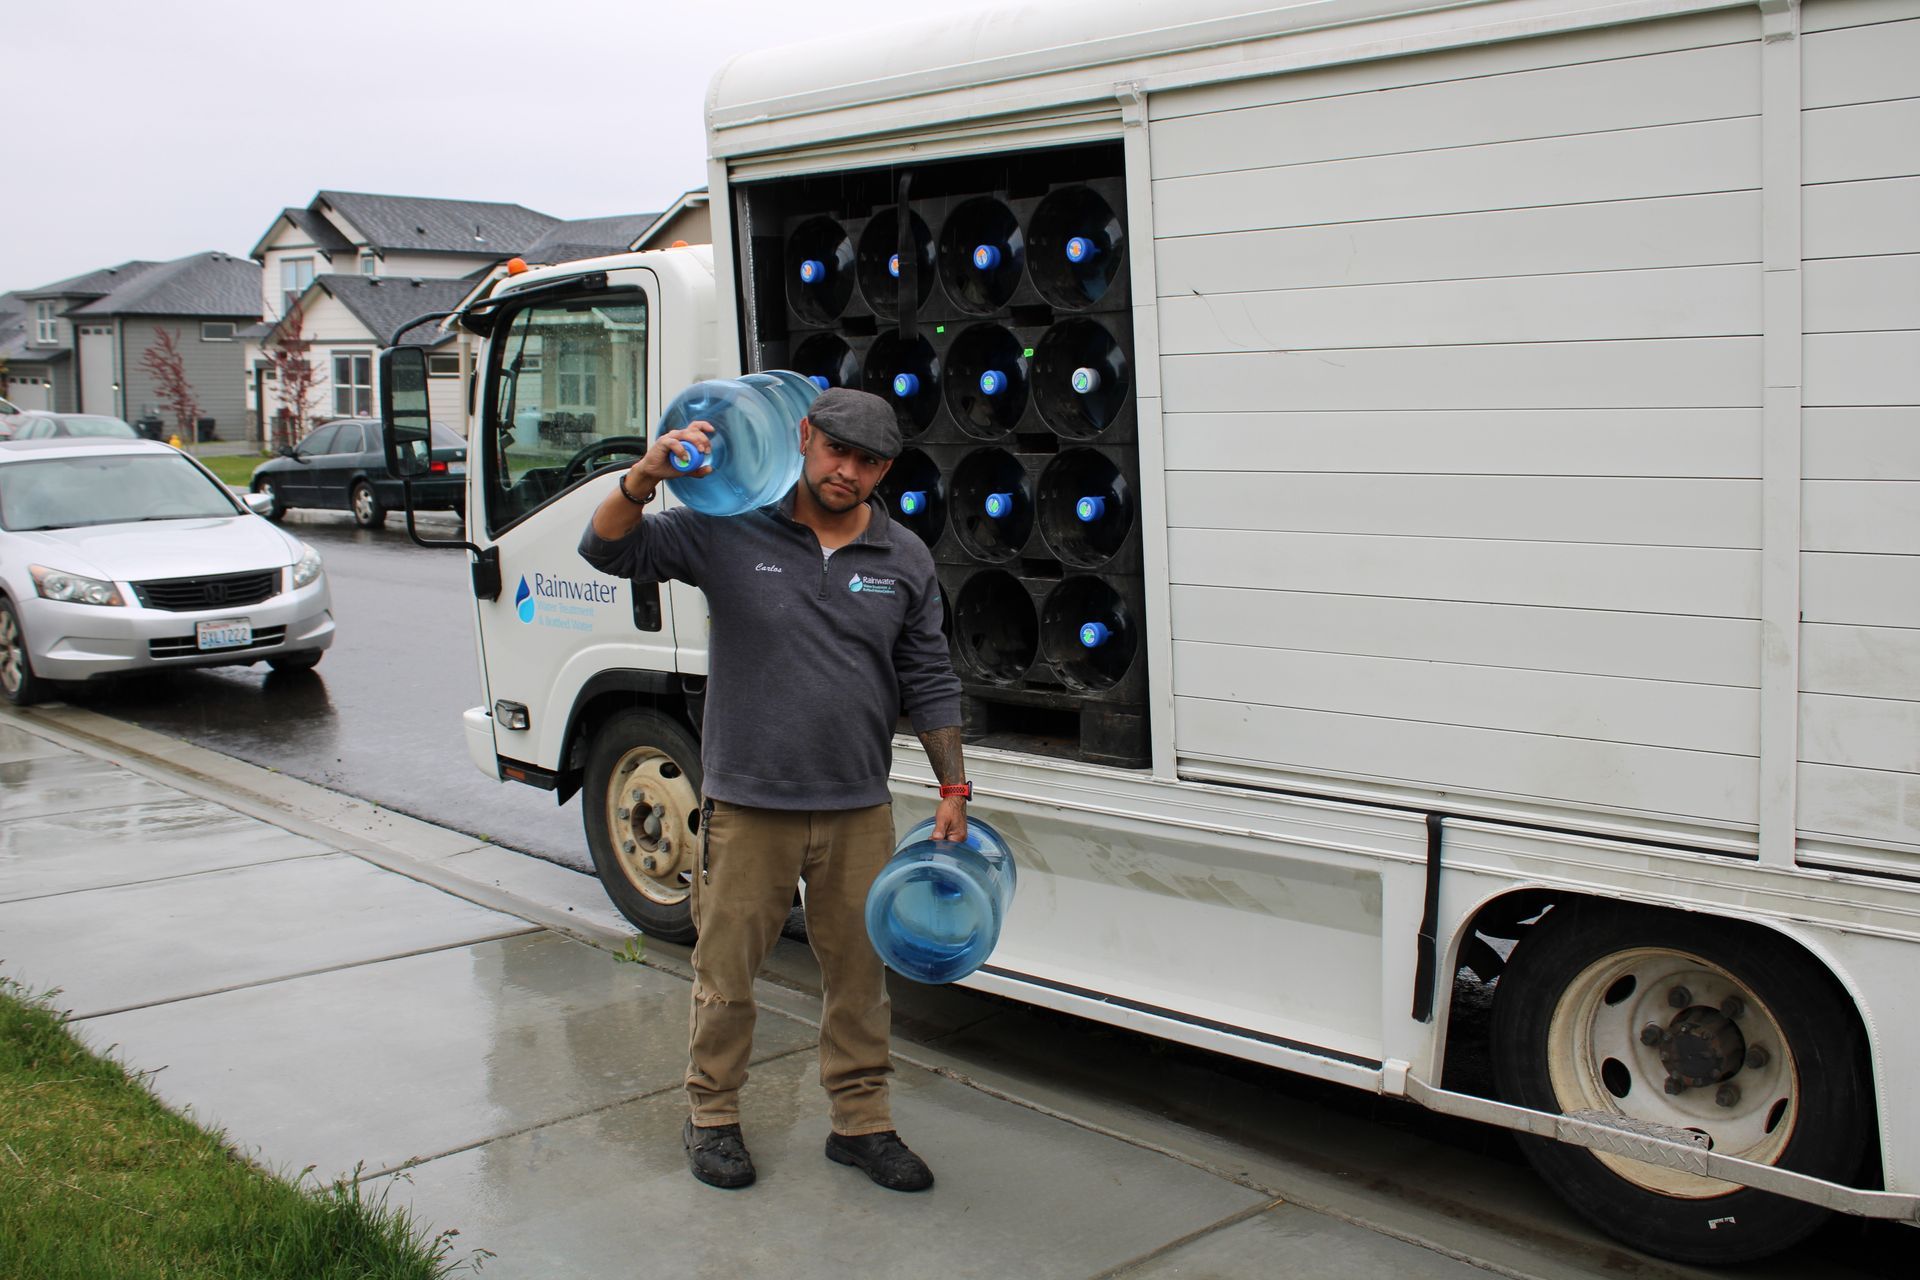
{"left": 483, "top": 295, "right": 649, "bottom": 531}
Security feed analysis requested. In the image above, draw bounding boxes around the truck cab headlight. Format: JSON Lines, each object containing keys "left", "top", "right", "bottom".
{"left": 291, "top": 544, "right": 324, "bottom": 589}
{"left": 29, "top": 565, "right": 124, "bottom": 607}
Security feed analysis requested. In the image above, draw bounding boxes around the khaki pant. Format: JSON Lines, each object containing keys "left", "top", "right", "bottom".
{"left": 687, "top": 799, "right": 896, "bottom": 1136}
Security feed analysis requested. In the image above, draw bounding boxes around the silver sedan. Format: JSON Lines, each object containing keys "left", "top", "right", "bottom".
{"left": 0, "top": 439, "right": 334, "bottom": 705}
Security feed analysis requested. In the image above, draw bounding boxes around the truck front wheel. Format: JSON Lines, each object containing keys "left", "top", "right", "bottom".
{"left": 582, "top": 709, "right": 702, "bottom": 945}
{"left": 1491, "top": 900, "right": 1871, "bottom": 1265}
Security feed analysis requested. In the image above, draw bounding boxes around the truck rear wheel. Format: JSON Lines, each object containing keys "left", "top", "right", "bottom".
{"left": 1491, "top": 900, "right": 1870, "bottom": 1265}
{"left": 582, "top": 709, "right": 701, "bottom": 945}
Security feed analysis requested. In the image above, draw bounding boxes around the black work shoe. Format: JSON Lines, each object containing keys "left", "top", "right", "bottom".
{"left": 825, "top": 1130, "right": 934, "bottom": 1192}
{"left": 684, "top": 1119, "right": 755, "bottom": 1189}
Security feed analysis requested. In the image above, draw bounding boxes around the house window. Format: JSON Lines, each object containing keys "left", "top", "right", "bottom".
{"left": 332, "top": 352, "right": 373, "bottom": 417}
{"left": 201, "top": 322, "right": 236, "bottom": 342}
{"left": 281, "top": 256, "right": 315, "bottom": 309}
{"left": 428, "top": 354, "right": 460, "bottom": 377}
{"left": 359, "top": 250, "right": 377, "bottom": 275}
{"left": 34, "top": 303, "right": 55, "bottom": 344}
{"left": 556, "top": 346, "right": 598, "bottom": 408}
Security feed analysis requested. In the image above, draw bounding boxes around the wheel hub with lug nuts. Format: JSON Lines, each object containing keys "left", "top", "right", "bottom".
{"left": 1546, "top": 947, "right": 1797, "bottom": 1197}
{"left": 606, "top": 745, "right": 698, "bottom": 906}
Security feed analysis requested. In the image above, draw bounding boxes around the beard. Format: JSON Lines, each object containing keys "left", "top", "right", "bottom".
{"left": 804, "top": 471, "right": 865, "bottom": 514}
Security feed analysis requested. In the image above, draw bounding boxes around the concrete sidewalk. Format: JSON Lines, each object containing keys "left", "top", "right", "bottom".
{"left": 2, "top": 706, "right": 1752, "bottom": 1280}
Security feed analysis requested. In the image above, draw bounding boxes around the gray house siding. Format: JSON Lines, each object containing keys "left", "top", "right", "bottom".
{"left": 120, "top": 316, "right": 251, "bottom": 438}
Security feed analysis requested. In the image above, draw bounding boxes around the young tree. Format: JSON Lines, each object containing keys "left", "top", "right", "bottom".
{"left": 263, "top": 297, "right": 322, "bottom": 450}
{"left": 139, "top": 327, "right": 202, "bottom": 440}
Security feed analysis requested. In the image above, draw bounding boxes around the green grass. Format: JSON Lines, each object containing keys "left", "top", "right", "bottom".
{"left": 0, "top": 979, "right": 485, "bottom": 1279}
{"left": 196, "top": 454, "right": 272, "bottom": 489}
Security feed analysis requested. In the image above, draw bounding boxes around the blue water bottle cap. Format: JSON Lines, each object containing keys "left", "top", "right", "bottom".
{"left": 972, "top": 244, "right": 1002, "bottom": 271}
{"left": 799, "top": 258, "right": 828, "bottom": 284}
{"left": 1079, "top": 621, "right": 1111, "bottom": 648}
{"left": 807, "top": 374, "right": 831, "bottom": 391}
{"left": 1075, "top": 495, "right": 1105, "bottom": 522}
{"left": 888, "top": 253, "right": 901, "bottom": 278}
{"left": 978, "top": 370, "right": 1008, "bottom": 396}
{"left": 1071, "top": 366, "right": 1101, "bottom": 395}
{"left": 899, "top": 490, "right": 927, "bottom": 516}
{"left": 670, "top": 441, "right": 709, "bottom": 473}
{"left": 1066, "top": 236, "right": 1099, "bottom": 264}
{"left": 892, "top": 372, "right": 920, "bottom": 398}
{"left": 984, "top": 491, "right": 1013, "bottom": 519}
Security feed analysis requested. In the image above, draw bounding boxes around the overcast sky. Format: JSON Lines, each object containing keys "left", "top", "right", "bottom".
{"left": 3, "top": 0, "right": 1002, "bottom": 294}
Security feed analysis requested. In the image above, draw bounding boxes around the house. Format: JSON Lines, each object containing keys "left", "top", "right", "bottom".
{"left": 70, "top": 252, "right": 262, "bottom": 437}
{"left": 2, "top": 262, "right": 159, "bottom": 412}
{"left": 246, "top": 191, "right": 563, "bottom": 439}
{"left": 259, "top": 274, "right": 474, "bottom": 444}
{"left": 519, "top": 213, "right": 663, "bottom": 267}
{"left": 631, "top": 190, "right": 710, "bottom": 251}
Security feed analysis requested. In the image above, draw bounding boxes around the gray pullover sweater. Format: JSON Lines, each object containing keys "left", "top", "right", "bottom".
{"left": 578, "top": 491, "right": 962, "bottom": 810}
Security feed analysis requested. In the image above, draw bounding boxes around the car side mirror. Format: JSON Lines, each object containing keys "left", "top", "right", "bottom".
{"left": 241, "top": 492, "right": 275, "bottom": 517}
{"left": 380, "top": 347, "right": 432, "bottom": 479}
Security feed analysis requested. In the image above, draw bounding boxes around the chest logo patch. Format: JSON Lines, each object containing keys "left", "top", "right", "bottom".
{"left": 848, "top": 572, "right": 897, "bottom": 596}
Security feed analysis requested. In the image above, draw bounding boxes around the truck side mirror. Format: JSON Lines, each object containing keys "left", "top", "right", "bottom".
{"left": 380, "top": 347, "right": 432, "bottom": 478}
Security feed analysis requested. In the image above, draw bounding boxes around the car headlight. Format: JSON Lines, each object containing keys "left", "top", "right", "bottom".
{"left": 291, "top": 543, "right": 324, "bottom": 589}
{"left": 30, "top": 564, "right": 125, "bottom": 607}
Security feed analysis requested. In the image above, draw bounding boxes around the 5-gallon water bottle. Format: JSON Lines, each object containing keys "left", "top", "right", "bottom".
{"left": 866, "top": 816, "right": 1018, "bottom": 984}
{"left": 652, "top": 371, "right": 819, "bottom": 516}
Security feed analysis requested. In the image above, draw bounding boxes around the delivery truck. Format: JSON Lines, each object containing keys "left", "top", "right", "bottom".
{"left": 377, "top": 0, "right": 1920, "bottom": 1261}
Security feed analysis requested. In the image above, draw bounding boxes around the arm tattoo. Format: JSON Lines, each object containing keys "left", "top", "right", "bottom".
{"left": 917, "top": 725, "right": 965, "bottom": 787}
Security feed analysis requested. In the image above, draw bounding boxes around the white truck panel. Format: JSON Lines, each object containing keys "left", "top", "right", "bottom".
{"left": 1155, "top": 192, "right": 1763, "bottom": 296}
{"left": 1161, "top": 408, "right": 1761, "bottom": 477}
{"left": 1171, "top": 585, "right": 1762, "bottom": 686}
{"left": 1150, "top": 115, "right": 1760, "bottom": 236}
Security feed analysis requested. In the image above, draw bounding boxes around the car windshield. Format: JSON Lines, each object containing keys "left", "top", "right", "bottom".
{"left": 59, "top": 416, "right": 138, "bottom": 437}
{"left": 0, "top": 453, "right": 240, "bottom": 531}
{"left": 430, "top": 423, "right": 464, "bottom": 449}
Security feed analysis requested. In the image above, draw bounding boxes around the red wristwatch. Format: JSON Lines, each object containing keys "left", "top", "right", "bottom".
{"left": 938, "top": 782, "right": 973, "bottom": 800}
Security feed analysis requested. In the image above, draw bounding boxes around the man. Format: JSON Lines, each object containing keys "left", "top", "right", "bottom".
{"left": 577, "top": 386, "right": 968, "bottom": 1193}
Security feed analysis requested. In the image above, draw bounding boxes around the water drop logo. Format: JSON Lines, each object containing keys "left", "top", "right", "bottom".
{"left": 515, "top": 575, "right": 535, "bottom": 623}
{"left": 848, "top": 573, "right": 864, "bottom": 594}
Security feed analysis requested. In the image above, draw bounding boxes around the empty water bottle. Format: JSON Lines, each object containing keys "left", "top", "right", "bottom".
{"left": 652, "top": 371, "right": 819, "bottom": 516}
{"left": 866, "top": 815, "right": 1018, "bottom": 984}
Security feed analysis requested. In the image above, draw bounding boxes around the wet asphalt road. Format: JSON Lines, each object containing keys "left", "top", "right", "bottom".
{"left": 80, "top": 510, "right": 592, "bottom": 872}
{"left": 65, "top": 507, "right": 1909, "bottom": 1278}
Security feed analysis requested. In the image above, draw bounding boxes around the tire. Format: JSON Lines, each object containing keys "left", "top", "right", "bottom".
{"left": 0, "top": 597, "right": 47, "bottom": 706}
{"left": 267, "top": 650, "right": 323, "bottom": 673}
{"left": 1492, "top": 900, "right": 1871, "bottom": 1265}
{"left": 582, "top": 708, "right": 702, "bottom": 944}
{"left": 254, "top": 478, "right": 287, "bottom": 523}
{"left": 350, "top": 480, "right": 386, "bottom": 529}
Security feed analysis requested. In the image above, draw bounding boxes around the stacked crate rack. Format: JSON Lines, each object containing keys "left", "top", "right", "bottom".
{"left": 739, "top": 144, "right": 1148, "bottom": 767}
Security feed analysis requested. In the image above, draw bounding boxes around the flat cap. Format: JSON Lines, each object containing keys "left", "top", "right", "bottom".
{"left": 806, "top": 387, "right": 902, "bottom": 460}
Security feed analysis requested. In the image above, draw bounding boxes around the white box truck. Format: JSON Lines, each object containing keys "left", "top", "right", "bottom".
{"left": 377, "top": 0, "right": 1920, "bottom": 1262}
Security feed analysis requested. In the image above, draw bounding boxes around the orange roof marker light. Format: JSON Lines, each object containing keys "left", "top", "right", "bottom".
{"left": 505, "top": 257, "right": 529, "bottom": 276}
{"left": 672, "top": 240, "right": 690, "bottom": 248}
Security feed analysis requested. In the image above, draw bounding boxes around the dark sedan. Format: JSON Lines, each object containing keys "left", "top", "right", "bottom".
{"left": 249, "top": 418, "right": 466, "bottom": 528}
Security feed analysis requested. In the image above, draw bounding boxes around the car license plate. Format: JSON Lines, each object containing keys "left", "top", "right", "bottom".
{"left": 196, "top": 619, "right": 252, "bottom": 651}
{"left": 447, "top": 465, "right": 465, "bottom": 477}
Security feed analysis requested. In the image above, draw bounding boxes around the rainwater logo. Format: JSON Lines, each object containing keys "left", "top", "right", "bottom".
{"left": 516, "top": 570, "right": 617, "bottom": 633}
{"left": 848, "top": 572, "right": 897, "bottom": 596}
